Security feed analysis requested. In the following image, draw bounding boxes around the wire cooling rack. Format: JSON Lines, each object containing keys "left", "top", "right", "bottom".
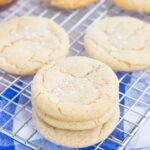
{"left": 0, "top": 0, "right": 150, "bottom": 149}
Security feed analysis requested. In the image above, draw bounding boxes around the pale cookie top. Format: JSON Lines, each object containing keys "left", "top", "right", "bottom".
{"left": 84, "top": 16, "right": 150, "bottom": 71}
{"left": 32, "top": 56, "right": 119, "bottom": 121}
{"left": 0, "top": 16, "right": 69, "bottom": 75}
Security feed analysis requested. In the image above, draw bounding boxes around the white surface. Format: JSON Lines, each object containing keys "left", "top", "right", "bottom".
{"left": 126, "top": 117, "right": 150, "bottom": 150}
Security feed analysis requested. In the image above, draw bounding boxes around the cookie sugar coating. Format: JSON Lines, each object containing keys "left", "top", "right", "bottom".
{"left": 84, "top": 16, "right": 150, "bottom": 71}
{"left": 50, "top": 0, "right": 97, "bottom": 9}
{"left": 0, "top": 16, "right": 69, "bottom": 75}
{"left": 32, "top": 56, "right": 119, "bottom": 121}
{"left": 112, "top": 0, "right": 150, "bottom": 13}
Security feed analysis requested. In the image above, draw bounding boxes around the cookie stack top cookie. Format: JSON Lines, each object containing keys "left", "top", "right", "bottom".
{"left": 32, "top": 56, "right": 119, "bottom": 121}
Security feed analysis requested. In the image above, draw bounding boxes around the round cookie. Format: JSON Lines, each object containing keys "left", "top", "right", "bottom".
{"left": 33, "top": 104, "right": 116, "bottom": 130}
{"left": 0, "top": 16, "right": 69, "bottom": 75}
{"left": 32, "top": 109, "right": 119, "bottom": 148}
{"left": 50, "top": 0, "right": 97, "bottom": 9}
{"left": 84, "top": 16, "right": 150, "bottom": 71}
{"left": 112, "top": 0, "right": 150, "bottom": 13}
{"left": 32, "top": 56, "right": 119, "bottom": 121}
{"left": 0, "top": 0, "right": 13, "bottom": 5}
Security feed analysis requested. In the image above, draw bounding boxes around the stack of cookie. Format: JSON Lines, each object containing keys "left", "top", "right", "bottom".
{"left": 32, "top": 56, "right": 119, "bottom": 148}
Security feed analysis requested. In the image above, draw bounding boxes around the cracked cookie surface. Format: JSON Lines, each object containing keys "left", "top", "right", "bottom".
{"left": 84, "top": 16, "right": 150, "bottom": 71}
{"left": 32, "top": 56, "right": 119, "bottom": 121}
{"left": 0, "top": 16, "right": 69, "bottom": 75}
{"left": 112, "top": 0, "right": 150, "bottom": 13}
{"left": 50, "top": 0, "right": 97, "bottom": 9}
{"left": 32, "top": 107, "right": 119, "bottom": 148}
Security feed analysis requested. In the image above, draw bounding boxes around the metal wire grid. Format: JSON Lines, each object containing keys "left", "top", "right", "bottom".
{"left": 0, "top": 0, "right": 150, "bottom": 149}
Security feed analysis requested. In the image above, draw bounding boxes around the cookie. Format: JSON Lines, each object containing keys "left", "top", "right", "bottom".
{"left": 0, "top": 16, "right": 69, "bottom": 75}
{"left": 0, "top": 0, "right": 13, "bottom": 5}
{"left": 84, "top": 16, "right": 150, "bottom": 71}
{"left": 32, "top": 109, "right": 119, "bottom": 148}
{"left": 32, "top": 56, "right": 119, "bottom": 121}
{"left": 112, "top": 0, "right": 150, "bottom": 13}
{"left": 50, "top": 0, "right": 97, "bottom": 9}
{"left": 33, "top": 104, "right": 116, "bottom": 130}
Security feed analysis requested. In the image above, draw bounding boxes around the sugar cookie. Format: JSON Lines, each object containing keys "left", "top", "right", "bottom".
{"left": 84, "top": 16, "right": 150, "bottom": 71}
{"left": 33, "top": 104, "right": 116, "bottom": 130}
{"left": 112, "top": 0, "right": 150, "bottom": 13}
{"left": 50, "top": 0, "right": 97, "bottom": 9}
{"left": 0, "top": 0, "right": 13, "bottom": 5}
{"left": 32, "top": 109, "right": 119, "bottom": 148}
{"left": 0, "top": 16, "right": 69, "bottom": 75}
{"left": 32, "top": 56, "right": 119, "bottom": 121}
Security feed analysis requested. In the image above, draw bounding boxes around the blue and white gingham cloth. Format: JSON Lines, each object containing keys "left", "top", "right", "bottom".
{"left": 0, "top": 72, "right": 150, "bottom": 150}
